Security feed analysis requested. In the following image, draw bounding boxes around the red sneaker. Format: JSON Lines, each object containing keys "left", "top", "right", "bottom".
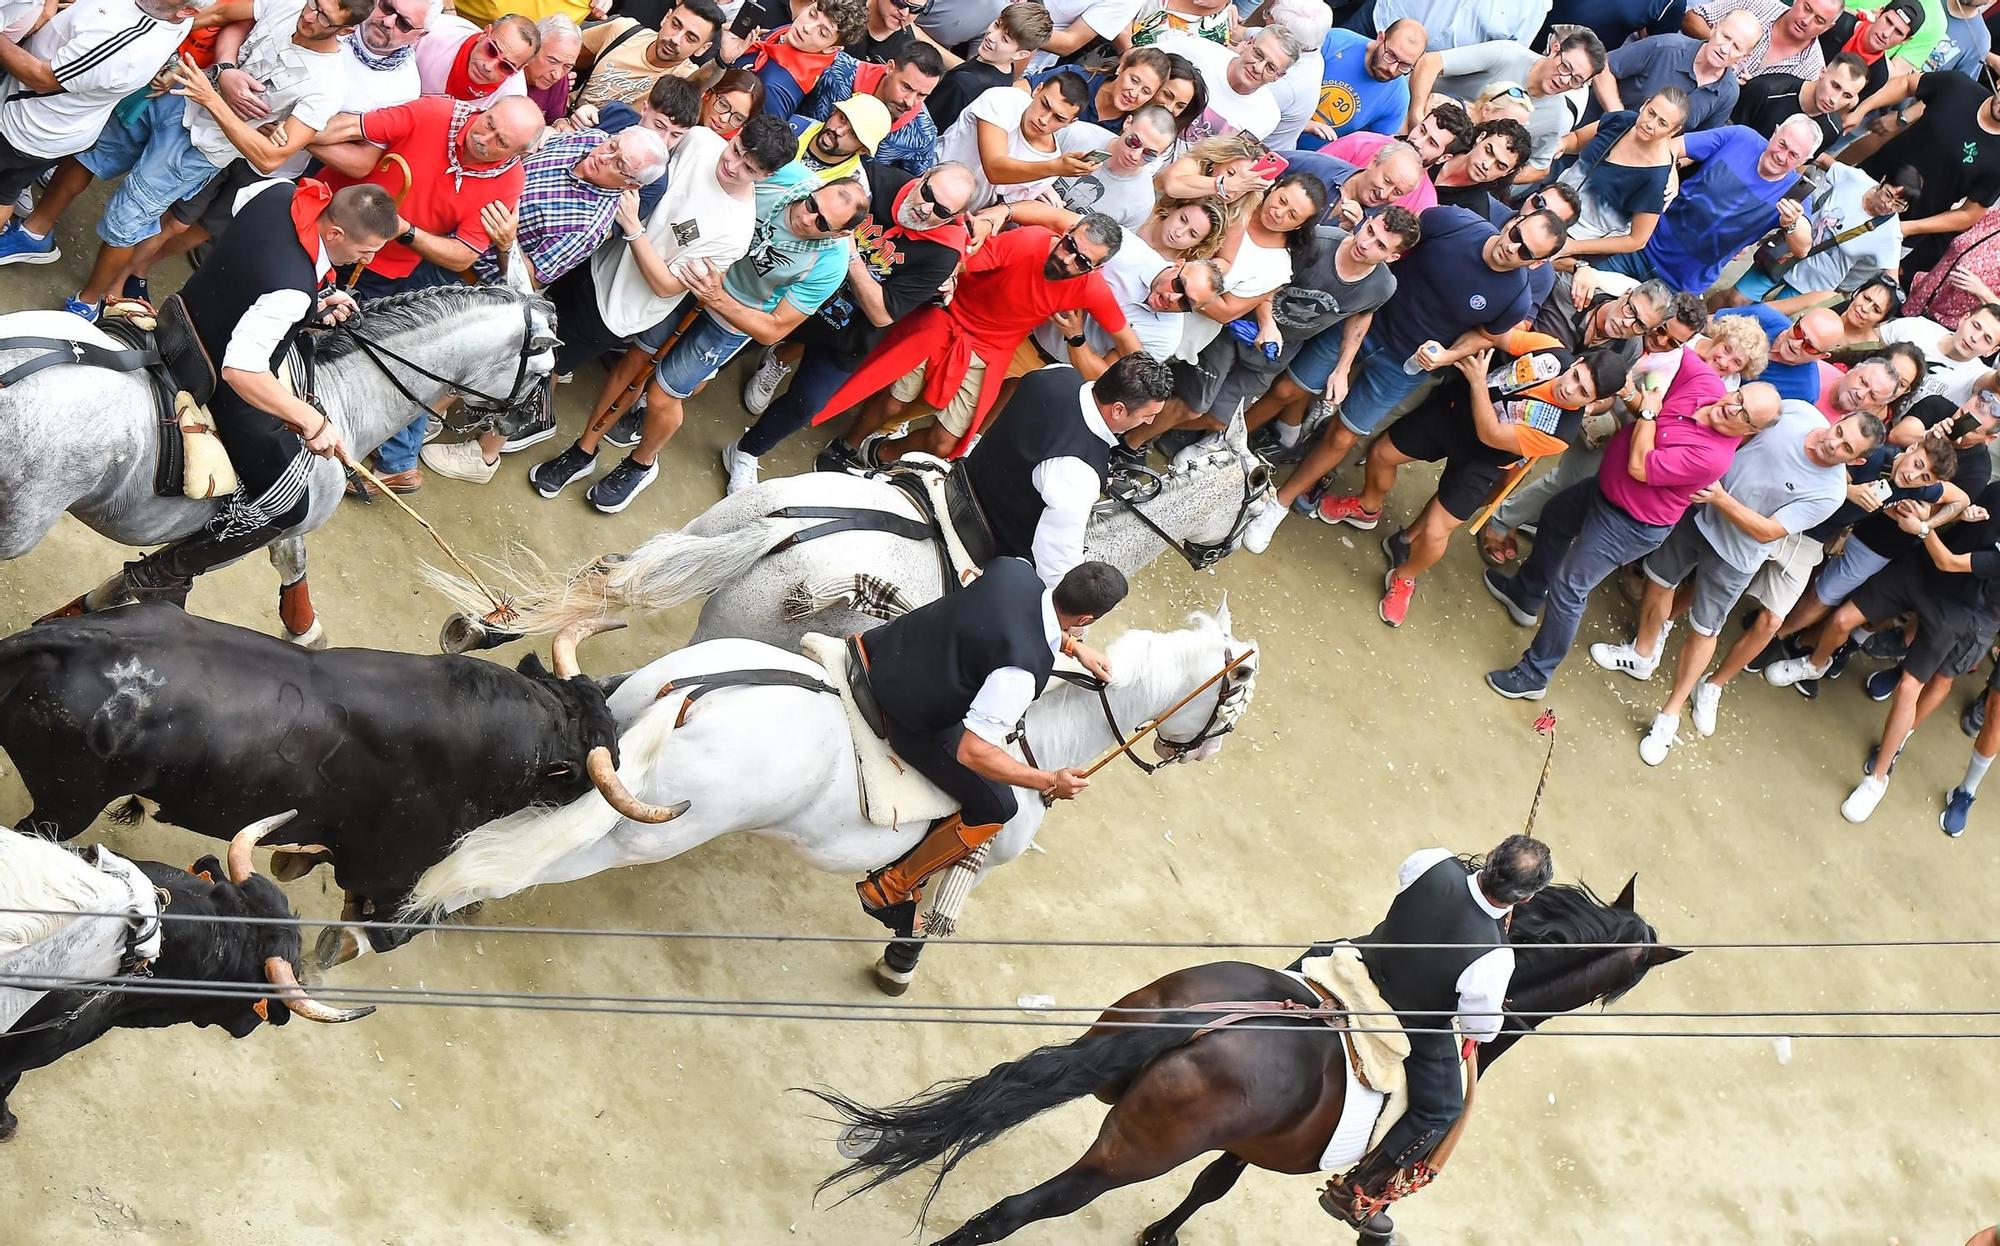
{"left": 1380, "top": 576, "right": 1416, "bottom": 627}
{"left": 1315, "top": 493, "right": 1381, "bottom": 529}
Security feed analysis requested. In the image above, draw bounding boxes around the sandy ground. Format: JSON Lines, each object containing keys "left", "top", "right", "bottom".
{"left": 2, "top": 220, "right": 1995, "bottom": 1246}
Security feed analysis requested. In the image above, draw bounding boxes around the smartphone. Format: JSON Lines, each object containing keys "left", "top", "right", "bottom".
{"left": 728, "top": 5, "right": 758, "bottom": 36}
{"left": 1952, "top": 410, "right": 1986, "bottom": 440}
{"left": 1079, "top": 149, "right": 1112, "bottom": 166}
{"left": 1249, "top": 151, "right": 1288, "bottom": 182}
{"left": 1869, "top": 478, "right": 1895, "bottom": 504}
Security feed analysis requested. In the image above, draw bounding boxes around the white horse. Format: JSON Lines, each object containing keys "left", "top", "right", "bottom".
{"left": 0, "top": 284, "right": 556, "bottom": 645}
{"left": 403, "top": 606, "right": 1257, "bottom": 985}
{"left": 432, "top": 413, "right": 1274, "bottom": 654}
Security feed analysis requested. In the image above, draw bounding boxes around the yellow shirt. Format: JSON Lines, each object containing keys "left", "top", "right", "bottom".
{"left": 452, "top": 0, "right": 593, "bottom": 28}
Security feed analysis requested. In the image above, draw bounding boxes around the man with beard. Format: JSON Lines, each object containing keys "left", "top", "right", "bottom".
{"left": 1303, "top": 19, "right": 1428, "bottom": 146}
{"left": 790, "top": 94, "right": 890, "bottom": 182}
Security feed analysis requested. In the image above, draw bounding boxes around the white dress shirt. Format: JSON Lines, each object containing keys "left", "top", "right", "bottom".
{"left": 1395, "top": 847, "right": 1516, "bottom": 1044}
{"left": 220, "top": 181, "right": 334, "bottom": 374}
{"left": 1027, "top": 383, "right": 1118, "bottom": 589}
{"left": 963, "top": 590, "right": 1066, "bottom": 747}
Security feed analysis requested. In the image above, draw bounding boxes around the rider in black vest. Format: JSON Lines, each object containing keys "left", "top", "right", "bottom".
{"left": 103, "top": 180, "right": 399, "bottom": 604}
{"left": 960, "top": 354, "right": 1174, "bottom": 592}
{"left": 853, "top": 557, "right": 1127, "bottom": 932}
{"left": 1322, "top": 835, "right": 1554, "bottom": 1228}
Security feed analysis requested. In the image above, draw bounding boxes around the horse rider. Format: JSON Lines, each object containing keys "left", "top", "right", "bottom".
{"left": 851, "top": 556, "right": 1127, "bottom": 945}
{"left": 90, "top": 179, "right": 400, "bottom": 606}
{"left": 1322, "top": 834, "right": 1555, "bottom": 1227}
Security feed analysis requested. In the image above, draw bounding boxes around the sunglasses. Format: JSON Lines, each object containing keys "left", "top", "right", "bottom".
{"left": 804, "top": 192, "right": 832, "bottom": 233}
{"left": 374, "top": 0, "right": 423, "bottom": 33}
{"left": 889, "top": 0, "right": 931, "bottom": 12}
{"left": 1787, "top": 324, "right": 1829, "bottom": 357}
{"left": 914, "top": 177, "right": 959, "bottom": 221}
{"left": 478, "top": 34, "right": 528, "bottom": 75}
{"left": 1057, "top": 233, "right": 1101, "bottom": 271}
{"left": 1120, "top": 129, "right": 1169, "bottom": 160}
{"left": 1165, "top": 272, "right": 1195, "bottom": 311}
{"left": 1503, "top": 222, "right": 1536, "bottom": 263}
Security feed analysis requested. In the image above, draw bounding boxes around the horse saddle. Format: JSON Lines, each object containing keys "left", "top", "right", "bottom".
{"left": 1297, "top": 946, "right": 1414, "bottom": 1165}
{"left": 101, "top": 297, "right": 245, "bottom": 500}
{"left": 875, "top": 456, "right": 995, "bottom": 589}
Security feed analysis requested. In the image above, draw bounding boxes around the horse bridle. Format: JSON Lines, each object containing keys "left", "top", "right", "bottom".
{"left": 1103, "top": 456, "right": 1272, "bottom": 571}
{"left": 333, "top": 298, "right": 552, "bottom": 434}
{"left": 1038, "top": 647, "right": 1249, "bottom": 775}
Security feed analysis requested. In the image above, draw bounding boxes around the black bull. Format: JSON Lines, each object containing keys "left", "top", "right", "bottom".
{"left": 3, "top": 823, "right": 370, "bottom": 1142}
{"left": 0, "top": 603, "right": 625, "bottom": 956}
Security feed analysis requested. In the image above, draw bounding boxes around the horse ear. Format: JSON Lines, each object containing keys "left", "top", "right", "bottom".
{"left": 1613, "top": 873, "right": 1637, "bottom": 911}
{"left": 499, "top": 247, "right": 534, "bottom": 298}
{"left": 1214, "top": 592, "right": 1231, "bottom": 636}
{"left": 1222, "top": 399, "right": 1249, "bottom": 458}
{"left": 1646, "top": 945, "right": 1692, "bottom": 966}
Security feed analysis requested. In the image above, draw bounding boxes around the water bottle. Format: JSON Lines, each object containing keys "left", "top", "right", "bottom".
{"left": 1260, "top": 340, "right": 1280, "bottom": 362}
{"left": 1402, "top": 345, "right": 1429, "bottom": 375}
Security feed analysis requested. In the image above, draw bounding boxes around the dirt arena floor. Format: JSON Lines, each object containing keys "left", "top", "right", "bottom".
{"left": 3, "top": 222, "right": 1995, "bottom": 1246}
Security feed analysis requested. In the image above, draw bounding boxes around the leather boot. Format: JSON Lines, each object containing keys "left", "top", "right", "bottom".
{"left": 1319, "top": 1149, "right": 1405, "bottom": 1228}
{"left": 95, "top": 525, "right": 278, "bottom": 610}
{"left": 855, "top": 815, "right": 1004, "bottom": 929}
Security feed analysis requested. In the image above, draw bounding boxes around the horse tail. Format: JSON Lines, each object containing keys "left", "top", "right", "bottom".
{"left": 422, "top": 517, "right": 799, "bottom": 638}
{"left": 400, "top": 699, "right": 682, "bottom": 918}
{"left": 803, "top": 1020, "right": 1195, "bottom": 1215}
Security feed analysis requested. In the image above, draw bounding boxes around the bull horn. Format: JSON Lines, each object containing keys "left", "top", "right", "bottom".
{"left": 550, "top": 617, "right": 628, "bottom": 678}
{"left": 586, "top": 746, "right": 688, "bottom": 825}
{"left": 226, "top": 811, "right": 300, "bottom": 884}
{"left": 262, "top": 956, "right": 375, "bottom": 1024}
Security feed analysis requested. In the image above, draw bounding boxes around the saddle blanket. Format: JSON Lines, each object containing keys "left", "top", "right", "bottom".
{"left": 1297, "top": 944, "right": 1412, "bottom": 1172}
{"left": 886, "top": 455, "right": 983, "bottom": 588}
{"left": 1, "top": 840, "right": 159, "bottom": 1033}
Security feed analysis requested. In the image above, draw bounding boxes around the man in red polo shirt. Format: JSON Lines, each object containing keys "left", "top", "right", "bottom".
{"left": 308, "top": 93, "right": 543, "bottom": 490}
{"left": 813, "top": 211, "right": 1143, "bottom": 463}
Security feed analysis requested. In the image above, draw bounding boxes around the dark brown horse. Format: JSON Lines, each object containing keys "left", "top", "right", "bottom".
{"left": 807, "top": 877, "right": 1688, "bottom": 1245}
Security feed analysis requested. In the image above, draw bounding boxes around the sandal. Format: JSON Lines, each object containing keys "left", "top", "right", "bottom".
{"left": 1479, "top": 529, "right": 1518, "bottom": 567}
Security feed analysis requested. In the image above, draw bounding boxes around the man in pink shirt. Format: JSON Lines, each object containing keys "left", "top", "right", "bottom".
{"left": 1316, "top": 101, "right": 1468, "bottom": 211}
{"left": 1483, "top": 358, "right": 1784, "bottom": 699}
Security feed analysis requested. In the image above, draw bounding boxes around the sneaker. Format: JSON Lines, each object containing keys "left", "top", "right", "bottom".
{"left": 421, "top": 414, "right": 443, "bottom": 444}
{"left": 1691, "top": 680, "right": 1722, "bottom": 738}
{"left": 1824, "top": 638, "right": 1857, "bottom": 680}
{"left": 420, "top": 438, "right": 499, "bottom": 484}
{"left": 1241, "top": 499, "right": 1286, "bottom": 553}
{"left": 1153, "top": 427, "right": 1206, "bottom": 462}
{"left": 1314, "top": 493, "right": 1381, "bottom": 530}
{"left": 498, "top": 403, "right": 558, "bottom": 453}
{"left": 1942, "top": 787, "right": 1975, "bottom": 838}
{"left": 1638, "top": 712, "right": 1679, "bottom": 766}
{"left": 1743, "top": 636, "right": 1789, "bottom": 674}
{"left": 1482, "top": 568, "right": 1539, "bottom": 628}
{"left": 530, "top": 441, "right": 597, "bottom": 499}
{"left": 0, "top": 222, "right": 59, "bottom": 266}
{"left": 1764, "top": 655, "right": 1830, "bottom": 688}
{"left": 1863, "top": 743, "right": 1906, "bottom": 778}
{"left": 1589, "top": 639, "right": 1660, "bottom": 681}
{"left": 1109, "top": 442, "right": 1149, "bottom": 473}
{"left": 742, "top": 349, "right": 794, "bottom": 415}
{"left": 1840, "top": 775, "right": 1889, "bottom": 824}
{"left": 1379, "top": 575, "right": 1416, "bottom": 626}
{"left": 602, "top": 406, "right": 645, "bottom": 450}
{"left": 1864, "top": 666, "right": 1902, "bottom": 702}
{"left": 721, "top": 436, "right": 759, "bottom": 495}
{"left": 1861, "top": 629, "right": 1911, "bottom": 661}
{"left": 63, "top": 293, "right": 99, "bottom": 322}
{"left": 1484, "top": 664, "right": 1547, "bottom": 700}
{"left": 586, "top": 455, "right": 658, "bottom": 513}
{"left": 815, "top": 439, "right": 864, "bottom": 474}
{"left": 1289, "top": 482, "right": 1326, "bottom": 516}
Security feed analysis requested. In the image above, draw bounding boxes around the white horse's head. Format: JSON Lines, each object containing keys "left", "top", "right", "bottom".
{"left": 1100, "top": 406, "right": 1276, "bottom": 567}
{"left": 1096, "top": 597, "right": 1257, "bottom": 767}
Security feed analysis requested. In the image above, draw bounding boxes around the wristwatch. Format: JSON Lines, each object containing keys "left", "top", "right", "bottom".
{"left": 395, "top": 225, "right": 417, "bottom": 247}
{"left": 1065, "top": 333, "right": 1087, "bottom": 348}
{"left": 1636, "top": 407, "right": 1656, "bottom": 421}
{"left": 1919, "top": 522, "right": 1932, "bottom": 538}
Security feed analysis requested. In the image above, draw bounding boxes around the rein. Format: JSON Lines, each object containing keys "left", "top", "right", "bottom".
{"left": 1103, "top": 457, "right": 1267, "bottom": 571}
{"left": 334, "top": 298, "right": 542, "bottom": 434}
{"left": 1045, "top": 646, "right": 1251, "bottom": 778}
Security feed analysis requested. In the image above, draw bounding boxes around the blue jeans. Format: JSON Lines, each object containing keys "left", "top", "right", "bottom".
{"left": 653, "top": 309, "right": 750, "bottom": 400}
{"left": 1597, "top": 250, "right": 1661, "bottom": 283}
{"left": 740, "top": 345, "right": 853, "bottom": 457}
{"left": 1512, "top": 479, "right": 1674, "bottom": 686}
{"left": 79, "top": 94, "right": 220, "bottom": 247}
{"left": 1290, "top": 333, "right": 1420, "bottom": 436}
{"left": 353, "top": 260, "right": 460, "bottom": 472}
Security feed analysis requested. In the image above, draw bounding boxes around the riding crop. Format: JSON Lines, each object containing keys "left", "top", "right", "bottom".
{"left": 581, "top": 304, "right": 702, "bottom": 441}
{"left": 1043, "top": 646, "right": 1260, "bottom": 806}
{"left": 339, "top": 449, "right": 514, "bottom": 624}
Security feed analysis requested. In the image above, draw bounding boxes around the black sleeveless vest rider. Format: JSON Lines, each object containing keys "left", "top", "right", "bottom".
{"left": 177, "top": 181, "right": 320, "bottom": 376}
{"left": 1354, "top": 856, "right": 1507, "bottom": 1043}
{"left": 863, "top": 556, "right": 1056, "bottom": 737}
{"left": 961, "top": 366, "right": 1114, "bottom": 563}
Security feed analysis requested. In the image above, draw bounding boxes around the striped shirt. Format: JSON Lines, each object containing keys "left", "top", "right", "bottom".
{"left": 0, "top": 0, "right": 192, "bottom": 159}
{"left": 473, "top": 127, "right": 625, "bottom": 285}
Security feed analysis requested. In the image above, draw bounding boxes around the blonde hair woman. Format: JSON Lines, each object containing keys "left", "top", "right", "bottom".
{"left": 1151, "top": 133, "right": 1272, "bottom": 228}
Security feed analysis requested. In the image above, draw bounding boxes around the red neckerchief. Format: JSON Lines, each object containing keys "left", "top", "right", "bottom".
{"left": 443, "top": 33, "right": 485, "bottom": 100}
{"left": 850, "top": 61, "right": 917, "bottom": 132}
{"left": 747, "top": 27, "right": 835, "bottom": 93}
{"left": 1840, "top": 14, "right": 1889, "bottom": 64}
{"left": 290, "top": 177, "right": 333, "bottom": 257}
{"left": 883, "top": 177, "right": 969, "bottom": 251}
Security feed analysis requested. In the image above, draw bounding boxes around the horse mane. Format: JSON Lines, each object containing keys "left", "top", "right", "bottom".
{"left": 315, "top": 285, "right": 554, "bottom": 363}
{"left": 1508, "top": 881, "right": 1659, "bottom": 1010}
{"left": 0, "top": 829, "right": 129, "bottom": 954}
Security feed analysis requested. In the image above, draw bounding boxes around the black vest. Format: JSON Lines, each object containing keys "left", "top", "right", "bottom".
{"left": 863, "top": 556, "right": 1055, "bottom": 736}
{"left": 961, "top": 367, "right": 1114, "bottom": 563}
{"left": 1354, "top": 856, "right": 1507, "bottom": 1026}
{"left": 178, "top": 181, "right": 321, "bottom": 374}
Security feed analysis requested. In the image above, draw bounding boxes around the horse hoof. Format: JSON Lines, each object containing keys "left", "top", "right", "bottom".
{"left": 871, "top": 956, "right": 914, "bottom": 997}
{"left": 439, "top": 613, "right": 521, "bottom": 654}
{"left": 0, "top": 1108, "right": 17, "bottom": 1143}
{"left": 286, "top": 619, "right": 327, "bottom": 649}
{"left": 834, "top": 1123, "right": 880, "bottom": 1159}
{"left": 1136, "top": 1227, "right": 1177, "bottom": 1246}
{"left": 268, "top": 846, "right": 334, "bottom": 882}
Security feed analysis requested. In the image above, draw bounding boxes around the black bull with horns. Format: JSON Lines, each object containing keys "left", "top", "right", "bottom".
{"left": 0, "top": 603, "right": 660, "bottom": 962}
{"left": 2, "top": 818, "right": 370, "bottom": 1143}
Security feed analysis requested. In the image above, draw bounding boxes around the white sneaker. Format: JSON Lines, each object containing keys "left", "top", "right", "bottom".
{"left": 742, "top": 348, "right": 794, "bottom": 415}
{"left": 721, "top": 436, "right": 759, "bottom": 495}
{"left": 1841, "top": 775, "right": 1889, "bottom": 823}
{"left": 420, "top": 438, "right": 499, "bottom": 483}
{"left": 1638, "top": 713, "right": 1678, "bottom": 766}
{"left": 1242, "top": 500, "right": 1286, "bottom": 553}
{"left": 1590, "top": 639, "right": 1660, "bottom": 681}
{"left": 1764, "top": 655, "right": 1829, "bottom": 688}
{"left": 1691, "top": 680, "right": 1722, "bottom": 738}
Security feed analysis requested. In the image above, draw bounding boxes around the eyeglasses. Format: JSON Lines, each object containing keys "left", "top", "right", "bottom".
{"left": 1544, "top": 59, "right": 1591, "bottom": 89}
{"left": 707, "top": 96, "right": 749, "bottom": 128}
{"left": 478, "top": 34, "right": 528, "bottom": 75}
{"left": 1237, "top": 44, "right": 1285, "bottom": 82}
{"left": 804, "top": 192, "right": 832, "bottom": 233}
{"left": 1057, "top": 233, "right": 1101, "bottom": 271}
{"left": 1120, "top": 129, "right": 1169, "bottom": 161}
{"left": 374, "top": 0, "right": 424, "bottom": 34}
{"left": 1787, "top": 324, "right": 1829, "bottom": 357}
{"left": 308, "top": 0, "right": 356, "bottom": 30}
{"left": 914, "top": 177, "right": 959, "bottom": 221}
{"left": 1165, "top": 272, "right": 1195, "bottom": 311}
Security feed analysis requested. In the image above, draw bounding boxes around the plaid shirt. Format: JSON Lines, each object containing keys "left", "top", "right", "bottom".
{"left": 474, "top": 128, "right": 624, "bottom": 285}
{"left": 800, "top": 53, "right": 940, "bottom": 176}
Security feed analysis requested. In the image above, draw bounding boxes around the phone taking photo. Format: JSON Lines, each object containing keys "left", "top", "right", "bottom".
{"left": 1249, "top": 151, "right": 1288, "bottom": 181}
{"left": 1079, "top": 149, "right": 1112, "bottom": 165}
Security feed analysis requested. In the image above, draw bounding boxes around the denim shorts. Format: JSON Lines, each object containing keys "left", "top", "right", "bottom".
{"left": 79, "top": 94, "right": 221, "bottom": 248}
{"left": 1641, "top": 517, "right": 1757, "bottom": 636}
{"left": 1812, "top": 535, "right": 1891, "bottom": 608}
{"left": 1289, "top": 334, "right": 1424, "bottom": 436}
{"left": 650, "top": 308, "right": 750, "bottom": 400}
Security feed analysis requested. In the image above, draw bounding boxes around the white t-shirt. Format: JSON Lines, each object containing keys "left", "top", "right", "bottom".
{"left": 1050, "top": 122, "right": 1160, "bottom": 228}
{"left": 273, "top": 37, "right": 420, "bottom": 177}
{"left": 1154, "top": 29, "right": 1279, "bottom": 143}
{"left": 1026, "top": 0, "right": 1145, "bottom": 72}
{"left": 1263, "top": 46, "right": 1321, "bottom": 153}
{"left": 1783, "top": 164, "right": 1903, "bottom": 296}
{"left": 184, "top": 0, "right": 345, "bottom": 168}
{"left": 935, "top": 85, "right": 1100, "bottom": 208}
{"left": 0, "top": 0, "right": 191, "bottom": 159}
{"left": 1178, "top": 232, "right": 1290, "bottom": 358}
{"left": 1035, "top": 233, "right": 1180, "bottom": 359}
{"left": 1881, "top": 316, "right": 1991, "bottom": 413}
{"left": 412, "top": 14, "right": 527, "bottom": 109}
{"left": 593, "top": 127, "right": 757, "bottom": 337}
